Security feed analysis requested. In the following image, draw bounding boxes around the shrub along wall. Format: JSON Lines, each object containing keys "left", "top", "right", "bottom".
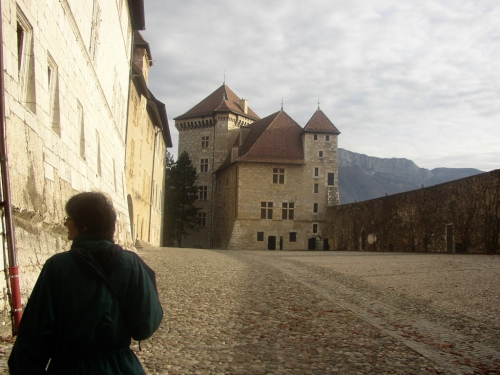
{"left": 325, "top": 170, "right": 500, "bottom": 253}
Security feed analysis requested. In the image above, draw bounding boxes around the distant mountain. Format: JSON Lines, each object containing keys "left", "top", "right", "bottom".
{"left": 338, "top": 149, "right": 484, "bottom": 204}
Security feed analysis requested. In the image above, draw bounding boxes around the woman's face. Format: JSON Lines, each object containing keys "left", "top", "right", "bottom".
{"left": 64, "top": 217, "right": 80, "bottom": 240}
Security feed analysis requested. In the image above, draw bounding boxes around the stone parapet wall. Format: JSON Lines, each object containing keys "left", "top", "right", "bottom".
{"left": 325, "top": 169, "right": 500, "bottom": 253}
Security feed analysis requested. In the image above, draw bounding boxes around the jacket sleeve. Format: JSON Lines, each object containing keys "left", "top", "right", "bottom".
{"left": 122, "top": 253, "right": 163, "bottom": 341}
{"left": 8, "top": 261, "right": 55, "bottom": 375}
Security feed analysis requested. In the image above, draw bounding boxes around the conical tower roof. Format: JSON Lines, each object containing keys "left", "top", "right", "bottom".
{"left": 174, "top": 84, "right": 260, "bottom": 120}
{"left": 303, "top": 109, "right": 340, "bottom": 134}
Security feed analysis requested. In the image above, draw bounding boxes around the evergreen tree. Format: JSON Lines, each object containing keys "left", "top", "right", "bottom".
{"left": 163, "top": 151, "right": 200, "bottom": 247}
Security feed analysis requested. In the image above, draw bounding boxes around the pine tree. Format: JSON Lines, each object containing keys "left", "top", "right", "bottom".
{"left": 163, "top": 151, "right": 200, "bottom": 247}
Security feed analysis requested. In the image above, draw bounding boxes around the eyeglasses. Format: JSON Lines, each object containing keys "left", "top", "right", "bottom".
{"left": 64, "top": 216, "right": 74, "bottom": 223}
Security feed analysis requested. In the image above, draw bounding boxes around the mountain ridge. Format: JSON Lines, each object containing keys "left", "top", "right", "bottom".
{"left": 338, "top": 148, "right": 484, "bottom": 204}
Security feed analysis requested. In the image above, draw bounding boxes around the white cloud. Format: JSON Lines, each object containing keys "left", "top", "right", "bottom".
{"left": 143, "top": 0, "right": 500, "bottom": 171}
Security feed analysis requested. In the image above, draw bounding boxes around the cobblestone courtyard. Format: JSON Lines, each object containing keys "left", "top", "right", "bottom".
{"left": 2, "top": 248, "right": 500, "bottom": 374}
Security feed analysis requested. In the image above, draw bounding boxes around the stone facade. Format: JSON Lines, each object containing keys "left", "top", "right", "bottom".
{"left": 125, "top": 32, "right": 171, "bottom": 247}
{"left": 175, "top": 84, "right": 340, "bottom": 249}
{"left": 324, "top": 169, "right": 500, "bottom": 253}
{"left": 175, "top": 86, "right": 259, "bottom": 248}
{"left": 0, "top": 0, "right": 143, "bottom": 333}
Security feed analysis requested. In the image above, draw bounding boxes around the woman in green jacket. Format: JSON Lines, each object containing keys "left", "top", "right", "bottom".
{"left": 9, "top": 192, "right": 163, "bottom": 374}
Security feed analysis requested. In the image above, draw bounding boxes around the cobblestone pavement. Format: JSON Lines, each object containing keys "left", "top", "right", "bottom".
{"left": 2, "top": 249, "right": 500, "bottom": 374}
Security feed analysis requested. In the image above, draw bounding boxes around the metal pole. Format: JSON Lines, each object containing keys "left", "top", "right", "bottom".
{"left": 0, "top": 1, "right": 23, "bottom": 335}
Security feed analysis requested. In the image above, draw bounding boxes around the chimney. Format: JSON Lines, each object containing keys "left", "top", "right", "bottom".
{"left": 238, "top": 98, "right": 248, "bottom": 114}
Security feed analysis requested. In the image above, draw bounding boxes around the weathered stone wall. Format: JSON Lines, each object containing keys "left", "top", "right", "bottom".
{"left": 214, "top": 161, "right": 336, "bottom": 250}
{"left": 213, "top": 164, "right": 239, "bottom": 250}
{"left": 325, "top": 170, "right": 500, "bottom": 253}
{"left": 176, "top": 114, "right": 255, "bottom": 248}
{"left": 0, "top": 0, "right": 134, "bottom": 334}
{"left": 125, "top": 56, "right": 166, "bottom": 247}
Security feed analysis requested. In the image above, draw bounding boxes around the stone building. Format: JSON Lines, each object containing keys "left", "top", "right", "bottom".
{"left": 0, "top": 0, "right": 144, "bottom": 332}
{"left": 175, "top": 84, "right": 340, "bottom": 249}
{"left": 125, "top": 32, "right": 172, "bottom": 247}
{"left": 174, "top": 84, "right": 260, "bottom": 248}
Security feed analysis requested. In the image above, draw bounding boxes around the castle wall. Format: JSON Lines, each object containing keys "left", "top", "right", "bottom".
{"left": 325, "top": 170, "right": 500, "bottom": 253}
{"left": 125, "top": 82, "right": 166, "bottom": 246}
{"left": 0, "top": 0, "right": 134, "bottom": 333}
{"left": 176, "top": 113, "right": 254, "bottom": 248}
{"left": 214, "top": 160, "right": 338, "bottom": 250}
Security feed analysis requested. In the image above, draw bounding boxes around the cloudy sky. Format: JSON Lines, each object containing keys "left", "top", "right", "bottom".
{"left": 142, "top": 0, "right": 499, "bottom": 171}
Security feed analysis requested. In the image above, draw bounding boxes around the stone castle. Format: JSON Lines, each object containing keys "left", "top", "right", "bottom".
{"left": 175, "top": 84, "right": 340, "bottom": 250}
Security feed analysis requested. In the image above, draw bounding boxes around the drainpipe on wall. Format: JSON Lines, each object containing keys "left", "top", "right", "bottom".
{"left": 0, "top": 1, "right": 23, "bottom": 335}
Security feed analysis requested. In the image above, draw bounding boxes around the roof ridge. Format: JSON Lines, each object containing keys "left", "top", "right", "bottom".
{"left": 174, "top": 84, "right": 260, "bottom": 120}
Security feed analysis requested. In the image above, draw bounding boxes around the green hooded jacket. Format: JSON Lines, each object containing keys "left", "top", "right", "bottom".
{"left": 8, "top": 234, "right": 163, "bottom": 374}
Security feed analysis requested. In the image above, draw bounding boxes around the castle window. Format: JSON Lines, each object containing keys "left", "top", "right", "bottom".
{"left": 282, "top": 202, "right": 294, "bottom": 220}
{"left": 319, "top": 150, "right": 324, "bottom": 158}
{"left": 313, "top": 203, "right": 318, "bottom": 213}
{"left": 273, "top": 168, "right": 285, "bottom": 184}
{"left": 78, "top": 101, "right": 85, "bottom": 160}
{"left": 202, "top": 136, "right": 209, "bottom": 148}
{"left": 314, "top": 183, "right": 319, "bottom": 194}
{"left": 199, "top": 185, "right": 208, "bottom": 200}
{"left": 313, "top": 224, "right": 318, "bottom": 233}
{"left": 325, "top": 135, "right": 330, "bottom": 141}
{"left": 289, "top": 232, "right": 297, "bottom": 242}
{"left": 16, "top": 7, "right": 36, "bottom": 113}
{"left": 89, "top": 0, "right": 101, "bottom": 61}
{"left": 313, "top": 134, "right": 318, "bottom": 141}
{"left": 47, "top": 54, "right": 61, "bottom": 136}
{"left": 314, "top": 167, "right": 319, "bottom": 177}
{"left": 328, "top": 173, "right": 335, "bottom": 185}
{"left": 200, "top": 159, "right": 209, "bottom": 173}
{"left": 261, "top": 202, "right": 273, "bottom": 219}
{"left": 257, "top": 232, "right": 264, "bottom": 241}
{"left": 96, "top": 130, "right": 102, "bottom": 177}
{"left": 197, "top": 212, "right": 207, "bottom": 227}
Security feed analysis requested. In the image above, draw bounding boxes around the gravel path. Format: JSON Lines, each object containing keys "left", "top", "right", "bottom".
{"left": 2, "top": 249, "right": 500, "bottom": 374}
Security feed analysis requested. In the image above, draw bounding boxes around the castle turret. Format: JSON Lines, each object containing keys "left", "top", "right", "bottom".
{"left": 303, "top": 109, "right": 341, "bottom": 207}
{"left": 174, "top": 84, "right": 259, "bottom": 248}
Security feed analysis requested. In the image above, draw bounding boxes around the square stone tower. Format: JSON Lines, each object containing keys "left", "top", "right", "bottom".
{"left": 174, "top": 84, "right": 260, "bottom": 248}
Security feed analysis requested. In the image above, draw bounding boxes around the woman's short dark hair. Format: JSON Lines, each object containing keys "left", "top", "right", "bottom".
{"left": 65, "top": 192, "right": 116, "bottom": 240}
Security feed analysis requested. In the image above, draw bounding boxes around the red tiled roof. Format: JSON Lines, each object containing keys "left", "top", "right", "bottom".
{"left": 217, "top": 111, "right": 305, "bottom": 172}
{"left": 303, "top": 109, "right": 340, "bottom": 134}
{"left": 174, "top": 84, "right": 260, "bottom": 120}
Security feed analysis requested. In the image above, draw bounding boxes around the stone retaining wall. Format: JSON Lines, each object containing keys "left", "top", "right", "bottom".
{"left": 325, "top": 169, "right": 500, "bottom": 253}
